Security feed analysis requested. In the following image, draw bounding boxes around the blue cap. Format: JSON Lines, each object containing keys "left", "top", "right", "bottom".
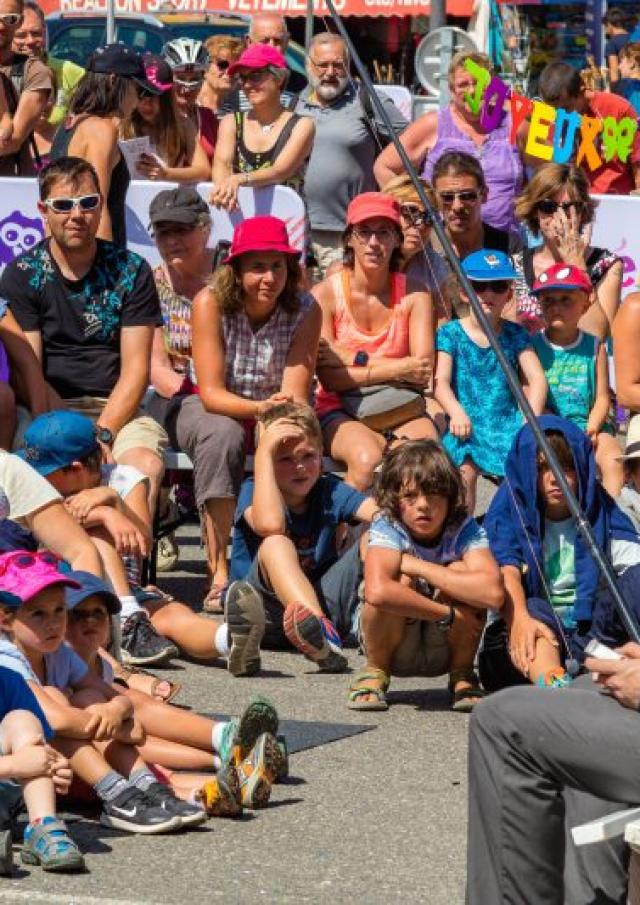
{"left": 0, "top": 590, "right": 24, "bottom": 609}
{"left": 461, "top": 249, "right": 517, "bottom": 281}
{"left": 17, "top": 410, "right": 99, "bottom": 476}
{"left": 65, "top": 571, "right": 121, "bottom": 614}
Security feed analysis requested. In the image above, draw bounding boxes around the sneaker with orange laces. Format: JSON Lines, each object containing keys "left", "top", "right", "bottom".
{"left": 283, "top": 602, "right": 348, "bottom": 673}
{"left": 235, "top": 733, "right": 279, "bottom": 809}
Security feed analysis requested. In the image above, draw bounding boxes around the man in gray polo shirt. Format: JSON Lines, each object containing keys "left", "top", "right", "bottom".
{"left": 296, "top": 32, "right": 407, "bottom": 278}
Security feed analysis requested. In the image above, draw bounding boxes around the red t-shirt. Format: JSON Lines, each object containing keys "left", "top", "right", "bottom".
{"left": 197, "top": 105, "right": 218, "bottom": 162}
{"left": 583, "top": 91, "right": 640, "bottom": 195}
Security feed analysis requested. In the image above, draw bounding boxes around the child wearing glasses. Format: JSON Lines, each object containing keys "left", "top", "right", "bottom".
{"left": 434, "top": 249, "right": 547, "bottom": 513}
{"left": 530, "top": 263, "right": 623, "bottom": 496}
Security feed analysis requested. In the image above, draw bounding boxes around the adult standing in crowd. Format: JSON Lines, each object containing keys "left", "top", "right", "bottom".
{"left": 604, "top": 8, "right": 631, "bottom": 84}
{"left": 0, "top": 0, "right": 52, "bottom": 175}
{"left": 0, "top": 156, "right": 167, "bottom": 524}
{"left": 50, "top": 44, "right": 162, "bottom": 247}
{"left": 297, "top": 32, "right": 407, "bottom": 279}
{"left": 196, "top": 34, "right": 242, "bottom": 160}
{"left": 185, "top": 215, "right": 320, "bottom": 611}
{"left": 374, "top": 51, "right": 524, "bottom": 236}
{"left": 535, "top": 60, "right": 640, "bottom": 195}
{"left": 210, "top": 45, "right": 314, "bottom": 212}
{"left": 12, "top": 0, "right": 84, "bottom": 126}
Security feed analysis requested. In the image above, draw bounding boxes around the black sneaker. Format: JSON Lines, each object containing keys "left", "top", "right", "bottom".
{"left": 142, "top": 783, "right": 208, "bottom": 828}
{"left": 0, "top": 828, "right": 13, "bottom": 876}
{"left": 120, "top": 612, "right": 178, "bottom": 666}
{"left": 100, "top": 787, "right": 181, "bottom": 835}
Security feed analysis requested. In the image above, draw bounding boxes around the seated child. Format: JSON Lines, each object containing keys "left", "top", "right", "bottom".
{"left": 64, "top": 570, "right": 284, "bottom": 812}
{"left": 531, "top": 263, "right": 622, "bottom": 496}
{"left": 483, "top": 415, "right": 640, "bottom": 691}
{"left": 0, "top": 658, "right": 84, "bottom": 874}
{"left": 435, "top": 249, "right": 547, "bottom": 513}
{"left": 229, "top": 402, "right": 377, "bottom": 674}
{"left": 351, "top": 440, "right": 503, "bottom": 712}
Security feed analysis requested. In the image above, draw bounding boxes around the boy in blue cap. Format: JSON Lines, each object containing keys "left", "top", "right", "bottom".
{"left": 434, "top": 249, "right": 547, "bottom": 513}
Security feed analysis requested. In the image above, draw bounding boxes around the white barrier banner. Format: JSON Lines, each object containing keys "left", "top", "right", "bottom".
{"left": 591, "top": 194, "right": 640, "bottom": 299}
{"left": 0, "top": 179, "right": 306, "bottom": 271}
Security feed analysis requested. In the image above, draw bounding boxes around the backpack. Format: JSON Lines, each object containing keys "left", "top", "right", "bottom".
{"left": 1, "top": 53, "right": 41, "bottom": 172}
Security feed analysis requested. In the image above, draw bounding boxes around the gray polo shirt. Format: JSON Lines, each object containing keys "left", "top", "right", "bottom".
{"left": 296, "top": 83, "right": 407, "bottom": 233}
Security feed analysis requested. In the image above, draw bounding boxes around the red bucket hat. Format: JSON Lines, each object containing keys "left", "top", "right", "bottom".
{"left": 532, "top": 263, "right": 592, "bottom": 296}
{"left": 226, "top": 216, "right": 300, "bottom": 262}
{"left": 228, "top": 45, "right": 287, "bottom": 77}
{"left": 346, "top": 193, "right": 401, "bottom": 227}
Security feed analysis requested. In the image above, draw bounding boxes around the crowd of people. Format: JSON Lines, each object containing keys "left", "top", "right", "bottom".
{"left": 0, "top": 0, "right": 640, "bottom": 900}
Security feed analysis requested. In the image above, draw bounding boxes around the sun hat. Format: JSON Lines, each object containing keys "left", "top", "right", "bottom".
{"left": 618, "top": 414, "right": 640, "bottom": 461}
{"left": 227, "top": 44, "right": 287, "bottom": 77}
{"left": 65, "top": 571, "right": 121, "bottom": 614}
{"left": 532, "top": 263, "right": 592, "bottom": 296}
{"left": 0, "top": 551, "right": 80, "bottom": 604}
{"left": 87, "top": 44, "right": 162, "bottom": 96}
{"left": 16, "top": 410, "right": 98, "bottom": 477}
{"left": 142, "top": 53, "right": 174, "bottom": 93}
{"left": 346, "top": 193, "right": 401, "bottom": 227}
{"left": 149, "top": 187, "right": 210, "bottom": 229}
{"left": 461, "top": 249, "right": 518, "bottom": 281}
{"left": 226, "top": 216, "right": 300, "bottom": 262}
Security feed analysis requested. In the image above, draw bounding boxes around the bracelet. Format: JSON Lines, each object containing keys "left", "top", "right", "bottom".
{"left": 435, "top": 604, "right": 455, "bottom": 632}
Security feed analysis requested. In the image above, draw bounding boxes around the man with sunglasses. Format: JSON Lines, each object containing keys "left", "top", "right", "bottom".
{"left": 296, "top": 31, "right": 407, "bottom": 279}
{"left": 0, "top": 0, "right": 52, "bottom": 175}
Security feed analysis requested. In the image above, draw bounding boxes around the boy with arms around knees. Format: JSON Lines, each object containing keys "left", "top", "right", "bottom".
{"left": 351, "top": 441, "right": 503, "bottom": 712}
{"left": 229, "top": 402, "right": 377, "bottom": 674}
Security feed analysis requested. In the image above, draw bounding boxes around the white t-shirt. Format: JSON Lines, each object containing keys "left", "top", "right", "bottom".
{"left": 101, "top": 463, "right": 149, "bottom": 500}
{"left": 0, "top": 450, "right": 60, "bottom": 522}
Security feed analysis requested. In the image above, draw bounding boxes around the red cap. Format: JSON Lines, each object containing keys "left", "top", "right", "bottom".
{"left": 228, "top": 44, "right": 287, "bottom": 76}
{"left": 532, "top": 263, "right": 592, "bottom": 296}
{"left": 346, "top": 192, "right": 401, "bottom": 227}
{"left": 226, "top": 216, "right": 300, "bottom": 262}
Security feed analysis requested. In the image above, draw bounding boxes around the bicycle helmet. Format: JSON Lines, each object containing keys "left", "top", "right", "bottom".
{"left": 162, "top": 38, "right": 210, "bottom": 71}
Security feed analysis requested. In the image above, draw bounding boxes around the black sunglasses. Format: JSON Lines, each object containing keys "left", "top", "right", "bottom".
{"left": 437, "top": 190, "right": 480, "bottom": 206}
{"left": 470, "top": 279, "right": 512, "bottom": 294}
{"left": 399, "top": 205, "right": 432, "bottom": 226}
{"left": 537, "top": 199, "right": 584, "bottom": 215}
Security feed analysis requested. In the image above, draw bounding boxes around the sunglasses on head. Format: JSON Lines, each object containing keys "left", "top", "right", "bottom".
{"left": 399, "top": 205, "right": 432, "bottom": 226}
{"left": 43, "top": 193, "right": 101, "bottom": 214}
{"left": 470, "top": 279, "right": 512, "bottom": 294}
{"left": 537, "top": 199, "right": 584, "bottom": 215}
{"left": 437, "top": 190, "right": 480, "bottom": 205}
{"left": 0, "top": 13, "right": 22, "bottom": 25}
{"left": 0, "top": 551, "right": 60, "bottom": 576}
{"left": 212, "top": 58, "right": 230, "bottom": 71}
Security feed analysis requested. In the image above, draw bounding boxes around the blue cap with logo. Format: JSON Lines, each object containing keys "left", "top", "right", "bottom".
{"left": 17, "top": 410, "right": 99, "bottom": 476}
{"left": 65, "top": 571, "right": 121, "bottom": 614}
{"left": 461, "top": 249, "right": 518, "bottom": 281}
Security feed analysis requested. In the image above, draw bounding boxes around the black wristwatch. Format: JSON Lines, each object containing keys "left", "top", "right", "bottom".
{"left": 96, "top": 425, "right": 114, "bottom": 447}
{"left": 436, "top": 604, "right": 455, "bottom": 632}
{"left": 353, "top": 350, "right": 369, "bottom": 367}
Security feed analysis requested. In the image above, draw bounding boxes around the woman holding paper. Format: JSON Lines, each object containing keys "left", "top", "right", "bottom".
{"left": 373, "top": 51, "right": 524, "bottom": 236}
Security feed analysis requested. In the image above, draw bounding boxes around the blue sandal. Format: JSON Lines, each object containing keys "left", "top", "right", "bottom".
{"left": 21, "top": 817, "right": 85, "bottom": 872}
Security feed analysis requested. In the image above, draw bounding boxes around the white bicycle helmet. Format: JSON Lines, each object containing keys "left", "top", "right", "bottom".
{"left": 162, "top": 38, "right": 209, "bottom": 71}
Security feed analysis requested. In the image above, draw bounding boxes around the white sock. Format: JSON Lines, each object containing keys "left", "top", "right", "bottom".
{"left": 119, "top": 595, "right": 143, "bottom": 621}
{"left": 215, "top": 623, "right": 231, "bottom": 658}
{"left": 211, "top": 721, "right": 230, "bottom": 754}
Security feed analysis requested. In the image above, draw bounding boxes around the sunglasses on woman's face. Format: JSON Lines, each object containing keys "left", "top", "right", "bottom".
{"left": 399, "top": 205, "right": 432, "bottom": 227}
{"left": 239, "top": 68, "right": 271, "bottom": 85}
{"left": 537, "top": 199, "right": 584, "bottom": 215}
{"left": 43, "top": 193, "right": 101, "bottom": 214}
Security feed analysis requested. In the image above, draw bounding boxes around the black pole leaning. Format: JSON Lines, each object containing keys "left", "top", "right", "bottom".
{"left": 324, "top": 0, "right": 640, "bottom": 643}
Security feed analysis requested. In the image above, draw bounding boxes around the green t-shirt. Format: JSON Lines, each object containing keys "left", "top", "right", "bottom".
{"left": 47, "top": 56, "right": 85, "bottom": 126}
{"left": 533, "top": 330, "right": 598, "bottom": 432}
{"left": 542, "top": 517, "right": 577, "bottom": 627}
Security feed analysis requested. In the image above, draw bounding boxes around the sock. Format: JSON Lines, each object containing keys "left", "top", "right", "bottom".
{"left": 129, "top": 767, "right": 159, "bottom": 793}
{"left": 215, "top": 623, "right": 231, "bottom": 658}
{"left": 94, "top": 770, "right": 129, "bottom": 803}
{"left": 211, "top": 721, "right": 230, "bottom": 754}
{"left": 119, "top": 595, "right": 143, "bottom": 621}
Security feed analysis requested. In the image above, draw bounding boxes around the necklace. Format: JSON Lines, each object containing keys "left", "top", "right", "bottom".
{"left": 256, "top": 111, "right": 282, "bottom": 134}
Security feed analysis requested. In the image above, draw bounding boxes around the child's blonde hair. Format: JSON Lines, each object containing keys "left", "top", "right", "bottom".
{"left": 259, "top": 402, "right": 323, "bottom": 449}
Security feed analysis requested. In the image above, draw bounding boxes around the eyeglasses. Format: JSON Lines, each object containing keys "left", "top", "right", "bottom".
{"left": 536, "top": 199, "right": 584, "bottom": 216}
{"left": 174, "top": 76, "right": 204, "bottom": 90}
{"left": 399, "top": 205, "right": 432, "bottom": 226}
{"left": 353, "top": 226, "right": 396, "bottom": 243}
{"left": 469, "top": 279, "right": 512, "bottom": 294}
{"left": 309, "top": 58, "right": 347, "bottom": 74}
{"left": 0, "top": 13, "right": 22, "bottom": 26}
{"left": 255, "top": 36, "right": 286, "bottom": 47}
{"left": 437, "top": 190, "right": 480, "bottom": 206}
{"left": 69, "top": 606, "right": 109, "bottom": 622}
{"left": 238, "top": 69, "right": 271, "bottom": 85}
{"left": 43, "top": 193, "right": 101, "bottom": 214}
{"left": 211, "top": 58, "right": 230, "bottom": 71}
{"left": 0, "top": 550, "right": 60, "bottom": 576}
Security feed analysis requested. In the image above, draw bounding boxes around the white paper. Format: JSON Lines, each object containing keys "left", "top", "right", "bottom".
{"left": 118, "top": 137, "right": 164, "bottom": 178}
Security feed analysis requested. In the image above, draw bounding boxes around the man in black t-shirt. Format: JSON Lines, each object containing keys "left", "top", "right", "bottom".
{"left": 0, "top": 156, "right": 167, "bottom": 515}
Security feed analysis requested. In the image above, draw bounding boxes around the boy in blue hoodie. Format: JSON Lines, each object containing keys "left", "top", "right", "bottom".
{"left": 483, "top": 415, "right": 640, "bottom": 689}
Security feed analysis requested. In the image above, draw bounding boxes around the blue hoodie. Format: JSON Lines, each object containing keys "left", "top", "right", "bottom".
{"left": 485, "top": 415, "right": 638, "bottom": 622}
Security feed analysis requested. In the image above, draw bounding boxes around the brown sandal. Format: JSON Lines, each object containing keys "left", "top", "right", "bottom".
{"left": 113, "top": 664, "right": 182, "bottom": 704}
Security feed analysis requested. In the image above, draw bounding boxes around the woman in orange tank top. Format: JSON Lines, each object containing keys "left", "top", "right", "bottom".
{"left": 313, "top": 192, "right": 437, "bottom": 491}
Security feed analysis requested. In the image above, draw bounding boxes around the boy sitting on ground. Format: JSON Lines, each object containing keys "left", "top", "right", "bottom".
{"left": 482, "top": 415, "right": 640, "bottom": 691}
{"left": 0, "top": 659, "right": 84, "bottom": 874}
{"left": 228, "top": 402, "right": 377, "bottom": 674}
{"left": 351, "top": 440, "right": 503, "bottom": 712}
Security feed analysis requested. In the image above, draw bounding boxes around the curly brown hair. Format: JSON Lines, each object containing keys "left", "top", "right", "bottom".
{"left": 374, "top": 440, "right": 468, "bottom": 525}
{"left": 210, "top": 255, "right": 303, "bottom": 316}
{"left": 514, "top": 163, "right": 597, "bottom": 236}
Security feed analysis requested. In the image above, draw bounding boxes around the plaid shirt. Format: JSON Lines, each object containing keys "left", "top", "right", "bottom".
{"left": 205, "top": 292, "right": 313, "bottom": 400}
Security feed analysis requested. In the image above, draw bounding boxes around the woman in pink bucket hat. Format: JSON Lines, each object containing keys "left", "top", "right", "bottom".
{"left": 166, "top": 215, "right": 320, "bottom": 615}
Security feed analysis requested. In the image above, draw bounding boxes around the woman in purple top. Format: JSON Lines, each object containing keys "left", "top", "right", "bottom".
{"left": 374, "top": 51, "right": 524, "bottom": 236}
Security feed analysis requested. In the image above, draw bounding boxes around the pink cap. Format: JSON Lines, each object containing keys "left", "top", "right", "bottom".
{"left": 0, "top": 550, "right": 81, "bottom": 604}
{"left": 532, "top": 263, "right": 592, "bottom": 296}
{"left": 228, "top": 44, "right": 287, "bottom": 77}
{"left": 346, "top": 192, "right": 401, "bottom": 227}
{"left": 227, "top": 216, "right": 300, "bottom": 262}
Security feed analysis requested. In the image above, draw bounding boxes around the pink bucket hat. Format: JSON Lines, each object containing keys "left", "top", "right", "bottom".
{"left": 228, "top": 44, "right": 287, "bottom": 77}
{"left": 0, "top": 551, "right": 81, "bottom": 604}
{"left": 226, "top": 216, "right": 300, "bottom": 262}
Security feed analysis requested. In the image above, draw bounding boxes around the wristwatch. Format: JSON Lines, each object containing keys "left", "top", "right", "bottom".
{"left": 435, "top": 604, "right": 455, "bottom": 632}
{"left": 96, "top": 425, "right": 114, "bottom": 447}
{"left": 353, "top": 350, "right": 369, "bottom": 367}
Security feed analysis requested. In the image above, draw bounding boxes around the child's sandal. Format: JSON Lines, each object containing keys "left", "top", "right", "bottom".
{"left": 347, "top": 667, "right": 390, "bottom": 711}
{"left": 113, "top": 664, "right": 182, "bottom": 704}
{"left": 21, "top": 819, "right": 85, "bottom": 873}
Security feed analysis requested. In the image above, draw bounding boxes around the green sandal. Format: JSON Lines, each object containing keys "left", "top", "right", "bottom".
{"left": 448, "top": 669, "right": 485, "bottom": 713}
{"left": 347, "top": 668, "right": 390, "bottom": 711}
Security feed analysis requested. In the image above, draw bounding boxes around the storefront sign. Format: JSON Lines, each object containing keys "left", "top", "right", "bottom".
{"left": 46, "top": 0, "right": 474, "bottom": 16}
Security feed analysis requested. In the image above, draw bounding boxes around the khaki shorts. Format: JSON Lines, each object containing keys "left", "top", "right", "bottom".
{"left": 310, "top": 229, "right": 343, "bottom": 281}
{"left": 357, "top": 604, "right": 450, "bottom": 678}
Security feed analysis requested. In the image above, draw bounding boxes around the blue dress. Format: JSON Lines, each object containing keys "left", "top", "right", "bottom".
{"left": 436, "top": 319, "right": 532, "bottom": 476}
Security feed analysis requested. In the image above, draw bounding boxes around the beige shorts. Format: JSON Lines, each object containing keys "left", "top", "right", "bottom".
{"left": 311, "top": 229, "right": 343, "bottom": 281}
{"left": 357, "top": 603, "right": 451, "bottom": 678}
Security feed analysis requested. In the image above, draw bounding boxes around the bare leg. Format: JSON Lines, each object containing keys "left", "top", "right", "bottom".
{"left": 257, "top": 534, "right": 323, "bottom": 617}
{"left": 1, "top": 711, "right": 56, "bottom": 822}
{"left": 447, "top": 601, "right": 486, "bottom": 700}
{"left": 0, "top": 382, "right": 16, "bottom": 451}
{"left": 459, "top": 460, "right": 479, "bottom": 516}
{"left": 353, "top": 603, "right": 408, "bottom": 703}
{"left": 595, "top": 432, "right": 624, "bottom": 497}
{"left": 124, "top": 688, "right": 216, "bottom": 751}
{"left": 136, "top": 735, "right": 215, "bottom": 771}
{"left": 88, "top": 526, "right": 132, "bottom": 597}
{"left": 202, "top": 497, "right": 236, "bottom": 589}
{"left": 144, "top": 598, "right": 223, "bottom": 660}
{"left": 324, "top": 416, "right": 385, "bottom": 492}
{"left": 393, "top": 414, "right": 439, "bottom": 442}
{"left": 117, "top": 447, "right": 164, "bottom": 521}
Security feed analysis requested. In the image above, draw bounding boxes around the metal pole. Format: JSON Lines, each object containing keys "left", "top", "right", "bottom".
{"left": 430, "top": 0, "right": 446, "bottom": 32}
{"left": 305, "top": 0, "right": 314, "bottom": 52}
{"left": 106, "top": 0, "right": 116, "bottom": 45}
{"left": 324, "top": 0, "right": 640, "bottom": 643}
